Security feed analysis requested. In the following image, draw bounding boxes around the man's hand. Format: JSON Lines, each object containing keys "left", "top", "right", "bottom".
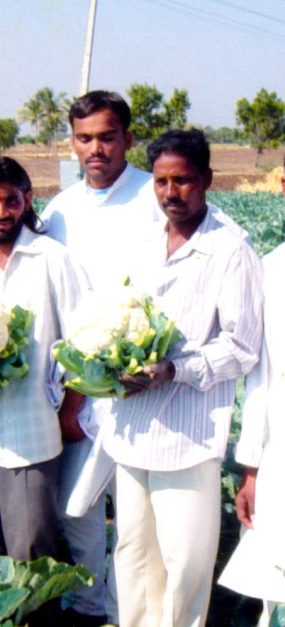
{"left": 58, "top": 389, "right": 86, "bottom": 442}
{"left": 119, "top": 360, "right": 175, "bottom": 396}
{"left": 235, "top": 467, "right": 258, "bottom": 529}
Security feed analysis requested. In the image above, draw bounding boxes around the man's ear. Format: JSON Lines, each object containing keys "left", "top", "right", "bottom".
{"left": 125, "top": 131, "right": 133, "bottom": 151}
{"left": 204, "top": 168, "right": 213, "bottom": 190}
{"left": 24, "top": 191, "right": 33, "bottom": 212}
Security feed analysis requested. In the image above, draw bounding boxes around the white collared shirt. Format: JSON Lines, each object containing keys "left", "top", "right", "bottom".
{"left": 42, "top": 163, "right": 163, "bottom": 291}
{"left": 236, "top": 242, "right": 285, "bottom": 467}
{"left": 0, "top": 226, "right": 87, "bottom": 468}
{"left": 103, "top": 207, "right": 263, "bottom": 471}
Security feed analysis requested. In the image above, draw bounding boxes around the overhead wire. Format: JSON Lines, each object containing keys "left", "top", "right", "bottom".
{"left": 207, "top": 0, "right": 285, "bottom": 26}
{"left": 141, "top": 0, "right": 285, "bottom": 44}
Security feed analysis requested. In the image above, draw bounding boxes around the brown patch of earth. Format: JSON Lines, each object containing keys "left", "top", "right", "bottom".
{"left": 4, "top": 142, "right": 285, "bottom": 196}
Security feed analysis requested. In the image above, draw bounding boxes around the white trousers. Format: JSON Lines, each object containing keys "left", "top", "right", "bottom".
{"left": 115, "top": 459, "right": 221, "bottom": 627}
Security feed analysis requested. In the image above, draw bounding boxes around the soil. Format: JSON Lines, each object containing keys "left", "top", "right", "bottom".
{"left": 4, "top": 142, "right": 285, "bottom": 196}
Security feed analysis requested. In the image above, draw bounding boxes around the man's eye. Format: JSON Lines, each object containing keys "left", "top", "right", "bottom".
{"left": 7, "top": 197, "right": 19, "bottom": 207}
{"left": 76, "top": 135, "right": 91, "bottom": 143}
{"left": 101, "top": 134, "right": 115, "bottom": 142}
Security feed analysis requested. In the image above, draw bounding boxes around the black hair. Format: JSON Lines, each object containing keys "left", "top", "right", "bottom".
{"left": 147, "top": 128, "right": 210, "bottom": 174}
{"left": 0, "top": 157, "right": 44, "bottom": 233}
{"left": 69, "top": 90, "right": 131, "bottom": 132}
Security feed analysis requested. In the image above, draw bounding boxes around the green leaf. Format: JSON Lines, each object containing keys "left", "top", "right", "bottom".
{"left": 0, "top": 589, "right": 29, "bottom": 622}
{"left": 52, "top": 341, "right": 85, "bottom": 375}
{"left": 11, "top": 557, "right": 93, "bottom": 624}
{"left": 0, "top": 556, "right": 93, "bottom": 625}
{"left": 0, "top": 558, "right": 15, "bottom": 586}
{"left": 270, "top": 604, "right": 285, "bottom": 626}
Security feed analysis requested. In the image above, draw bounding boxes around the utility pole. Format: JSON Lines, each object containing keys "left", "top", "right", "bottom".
{"left": 62, "top": 0, "right": 98, "bottom": 183}
{"left": 79, "top": 0, "right": 98, "bottom": 95}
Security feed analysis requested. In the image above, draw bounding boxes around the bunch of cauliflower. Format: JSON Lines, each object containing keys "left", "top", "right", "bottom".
{"left": 54, "top": 284, "right": 181, "bottom": 398}
{"left": 0, "top": 305, "right": 33, "bottom": 387}
{"left": 69, "top": 286, "right": 154, "bottom": 357}
{"left": 0, "top": 305, "right": 11, "bottom": 353}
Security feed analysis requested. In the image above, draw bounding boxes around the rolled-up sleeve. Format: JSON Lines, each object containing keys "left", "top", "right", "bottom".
{"left": 173, "top": 244, "right": 263, "bottom": 390}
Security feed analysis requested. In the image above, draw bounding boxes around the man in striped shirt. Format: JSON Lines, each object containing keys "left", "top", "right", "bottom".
{"left": 103, "top": 129, "right": 263, "bottom": 627}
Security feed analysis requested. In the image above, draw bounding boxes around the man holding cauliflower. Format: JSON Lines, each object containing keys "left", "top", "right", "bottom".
{"left": 100, "top": 128, "right": 263, "bottom": 627}
{"left": 0, "top": 157, "right": 87, "bottom": 626}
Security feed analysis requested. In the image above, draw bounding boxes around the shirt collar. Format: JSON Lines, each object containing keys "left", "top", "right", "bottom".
{"left": 157, "top": 205, "right": 217, "bottom": 262}
{"left": 84, "top": 162, "right": 132, "bottom": 205}
{"left": 10, "top": 225, "right": 44, "bottom": 256}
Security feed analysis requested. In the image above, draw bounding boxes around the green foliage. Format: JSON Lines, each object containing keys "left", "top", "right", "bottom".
{"left": 0, "top": 120, "right": 19, "bottom": 151}
{"left": 0, "top": 306, "right": 33, "bottom": 389}
{"left": 126, "top": 144, "right": 149, "bottom": 171}
{"left": 127, "top": 83, "right": 190, "bottom": 141}
{"left": 236, "top": 88, "right": 285, "bottom": 156}
{"left": 270, "top": 605, "right": 285, "bottom": 626}
{"left": 204, "top": 125, "right": 244, "bottom": 144}
{"left": 18, "top": 88, "right": 70, "bottom": 146}
{"left": 208, "top": 191, "right": 285, "bottom": 256}
{"left": 17, "top": 136, "right": 36, "bottom": 145}
{"left": 33, "top": 198, "right": 48, "bottom": 215}
{"left": 163, "top": 88, "right": 190, "bottom": 129}
{"left": 0, "top": 555, "right": 92, "bottom": 626}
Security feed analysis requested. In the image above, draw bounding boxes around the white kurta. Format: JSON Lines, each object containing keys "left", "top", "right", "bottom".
{"left": 219, "top": 242, "right": 285, "bottom": 602}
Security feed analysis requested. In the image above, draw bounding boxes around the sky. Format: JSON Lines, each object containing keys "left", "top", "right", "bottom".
{"left": 1, "top": 0, "right": 285, "bottom": 133}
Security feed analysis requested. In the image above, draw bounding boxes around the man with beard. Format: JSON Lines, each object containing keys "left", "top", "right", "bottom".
{"left": 102, "top": 128, "right": 263, "bottom": 627}
{"left": 0, "top": 157, "right": 86, "bottom": 626}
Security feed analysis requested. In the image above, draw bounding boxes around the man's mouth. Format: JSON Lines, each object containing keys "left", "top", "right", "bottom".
{"left": 86, "top": 157, "right": 110, "bottom": 165}
{"left": 163, "top": 201, "right": 186, "bottom": 210}
{"left": 0, "top": 219, "right": 14, "bottom": 229}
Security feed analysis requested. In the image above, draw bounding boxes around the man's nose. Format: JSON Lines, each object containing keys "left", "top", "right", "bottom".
{"left": 166, "top": 180, "right": 178, "bottom": 197}
{"left": 90, "top": 138, "right": 103, "bottom": 154}
{"left": 0, "top": 202, "right": 8, "bottom": 217}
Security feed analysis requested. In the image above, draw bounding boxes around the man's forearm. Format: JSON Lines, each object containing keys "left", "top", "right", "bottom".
{"left": 58, "top": 389, "right": 86, "bottom": 442}
{"left": 236, "top": 466, "right": 258, "bottom": 529}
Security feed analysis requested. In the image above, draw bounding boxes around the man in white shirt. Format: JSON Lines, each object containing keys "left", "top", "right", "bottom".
{"left": 219, "top": 166, "right": 285, "bottom": 625}
{"left": 102, "top": 128, "right": 263, "bottom": 627}
{"left": 0, "top": 157, "right": 86, "bottom": 627}
{"left": 42, "top": 89, "right": 161, "bottom": 627}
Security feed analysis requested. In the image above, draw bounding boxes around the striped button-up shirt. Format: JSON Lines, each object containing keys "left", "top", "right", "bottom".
{"left": 104, "top": 207, "right": 263, "bottom": 471}
{"left": 0, "top": 226, "right": 87, "bottom": 468}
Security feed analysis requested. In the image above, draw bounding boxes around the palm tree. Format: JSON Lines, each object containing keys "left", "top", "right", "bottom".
{"left": 18, "top": 87, "right": 70, "bottom": 151}
{"left": 18, "top": 98, "right": 42, "bottom": 142}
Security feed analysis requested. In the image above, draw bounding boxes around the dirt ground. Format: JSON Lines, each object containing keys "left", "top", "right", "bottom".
{"left": 5, "top": 142, "right": 285, "bottom": 197}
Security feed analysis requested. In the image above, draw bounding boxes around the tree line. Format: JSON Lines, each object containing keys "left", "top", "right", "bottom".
{"left": 1, "top": 84, "right": 285, "bottom": 161}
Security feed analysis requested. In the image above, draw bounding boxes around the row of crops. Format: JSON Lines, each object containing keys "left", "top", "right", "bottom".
{"left": 35, "top": 190, "right": 285, "bottom": 258}
{"left": 208, "top": 191, "right": 285, "bottom": 256}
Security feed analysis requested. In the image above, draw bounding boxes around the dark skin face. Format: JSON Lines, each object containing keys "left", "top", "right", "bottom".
{"left": 0, "top": 183, "right": 31, "bottom": 264}
{"left": 153, "top": 153, "right": 212, "bottom": 247}
{"left": 72, "top": 108, "right": 132, "bottom": 189}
